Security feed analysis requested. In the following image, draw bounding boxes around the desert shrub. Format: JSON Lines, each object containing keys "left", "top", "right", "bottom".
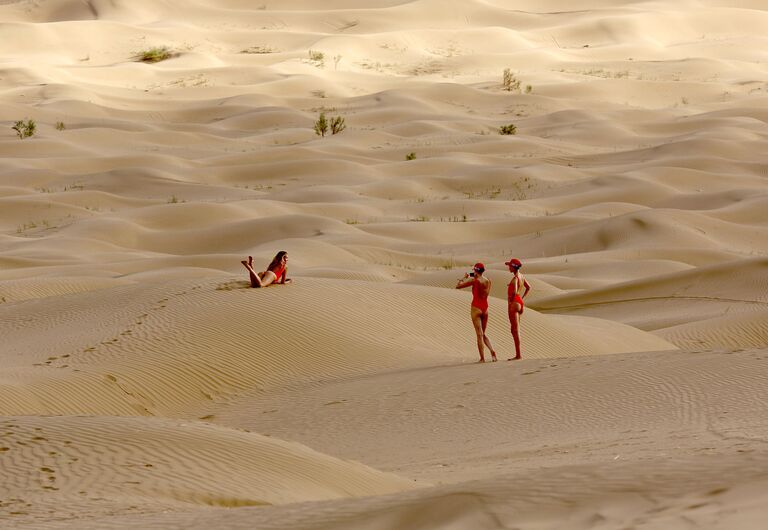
{"left": 525, "top": 84, "right": 533, "bottom": 94}
{"left": 314, "top": 113, "right": 346, "bottom": 136}
{"left": 308, "top": 49, "right": 324, "bottom": 66}
{"left": 314, "top": 112, "right": 329, "bottom": 136}
{"left": 12, "top": 119, "right": 35, "bottom": 139}
{"left": 240, "top": 46, "right": 275, "bottom": 54}
{"left": 405, "top": 152, "right": 416, "bottom": 160}
{"left": 499, "top": 124, "right": 517, "bottom": 135}
{"left": 502, "top": 68, "right": 521, "bottom": 92}
{"left": 330, "top": 116, "right": 346, "bottom": 135}
{"left": 55, "top": 121, "right": 66, "bottom": 131}
{"left": 136, "top": 47, "right": 174, "bottom": 63}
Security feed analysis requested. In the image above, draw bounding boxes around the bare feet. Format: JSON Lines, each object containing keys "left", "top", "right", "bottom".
{"left": 248, "top": 255, "right": 253, "bottom": 266}
{"left": 242, "top": 258, "right": 262, "bottom": 288}
{"left": 491, "top": 352, "right": 498, "bottom": 362}
{"left": 507, "top": 356, "right": 522, "bottom": 361}
{"left": 477, "top": 358, "right": 486, "bottom": 363}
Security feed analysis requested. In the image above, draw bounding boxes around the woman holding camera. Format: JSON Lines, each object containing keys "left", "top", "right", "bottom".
{"left": 456, "top": 262, "right": 498, "bottom": 363}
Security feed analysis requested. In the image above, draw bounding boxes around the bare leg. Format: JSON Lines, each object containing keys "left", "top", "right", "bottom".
{"left": 480, "top": 312, "right": 497, "bottom": 361}
{"left": 259, "top": 270, "right": 277, "bottom": 287}
{"left": 241, "top": 260, "right": 263, "bottom": 288}
{"left": 471, "top": 307, "right": 486, "bottom": 362}
{"left": 508, "top": 303, "right": 522, "bottom": 360}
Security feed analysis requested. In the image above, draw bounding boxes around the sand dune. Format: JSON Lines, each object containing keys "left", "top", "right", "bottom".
{"left": 534, "top": 257, "right": 768, "bottom": 331}
{"left": 2, "top": 0, "right": 768, "bottom": 527}
{"left": 15, "top": 349, "right": 768, "bottom": 529}
{"left": 0, "top": 414, "right": 416, "bottom": 523}
{"left": 0, "top": 276, "right": 673, "bottom": 419}
{"left": 656, "top": 308, "right": 768, "bottom": 350}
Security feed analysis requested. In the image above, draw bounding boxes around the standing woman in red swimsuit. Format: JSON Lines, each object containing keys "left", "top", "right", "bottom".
{"left": 456, "top": 262, "right": 498, "bottom": 363}
{"left": 241, "top": 251, "right": 291, "bottom": 288}
{"left": 505, "top": 258, "right": 530, "bottom": 360}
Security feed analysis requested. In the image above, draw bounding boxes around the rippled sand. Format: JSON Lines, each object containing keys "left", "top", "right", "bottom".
{"left": 2, "top": 1, "right": 768, "bottom": 528}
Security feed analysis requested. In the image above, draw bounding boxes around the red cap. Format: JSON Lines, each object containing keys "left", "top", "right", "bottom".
{"left": 505, "top": 258, "right": 522, "bottom": 268}
{"left": 473, "top": 262, "right": 485, "bottom": 271}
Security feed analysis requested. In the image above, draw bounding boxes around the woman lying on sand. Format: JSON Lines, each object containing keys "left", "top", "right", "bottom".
{"left": 241, "top": 251, "right": 291, "bottom": 288}
{"left": 505, "top": 258, "right": 530, "bottom": 360}
{"left": 456, "top": 262, "right": 498, "bottom": 363}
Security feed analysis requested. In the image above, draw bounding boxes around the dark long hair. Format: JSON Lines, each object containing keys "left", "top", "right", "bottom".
{"left": 267, "top": 251, "right": 287, "bottom": 272}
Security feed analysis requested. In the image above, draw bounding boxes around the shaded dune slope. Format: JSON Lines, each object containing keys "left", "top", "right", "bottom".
{"left": 533, "top": 257, "right": 768, "bottom": 332}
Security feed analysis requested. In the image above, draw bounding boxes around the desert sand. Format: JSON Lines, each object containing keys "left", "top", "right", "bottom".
{"left": 1, "top": 0, "right": 767, "bottom": 528}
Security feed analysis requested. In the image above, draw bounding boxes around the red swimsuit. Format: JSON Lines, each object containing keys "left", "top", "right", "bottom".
{"left": 508, "top": 276, "right": 524, "bottom": 314}
{"left": 270, "top": 264, "right": 286, "bottom": 283}
{"left": 471, "top": 279, "right": 489, "bottom": 313}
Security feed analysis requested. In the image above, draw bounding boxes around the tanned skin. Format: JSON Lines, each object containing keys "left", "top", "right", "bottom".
{"left": 507, "top": 263, "right": 530, "bottom": 360}
{"left": 456, "top": 268, "right": 498, "bottom": 363}
{"left": 241, "top": 253, "right": 291, "bottom": 288}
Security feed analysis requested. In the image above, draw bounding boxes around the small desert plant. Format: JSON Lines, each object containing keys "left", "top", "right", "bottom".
{"left": 167, "top": 195, "right": 179, "bottom": 204}
{"left": 502, "top": 68, "right": 521, "bottom": 92}
{"left": 308, "top": 49, "right": 324, "bottom": 66}
{"left": 525, "top": 84, "right": 533, "bottom": 94}
{"left": 499, "top": 124, "right": 517, "bottom": 135}
{"left": 314, "top": 112, "right": 329, "bottom": 136}
{"left": 405, "top": 152, "right": 416, "bottom": 160}
{"left": 240, "top": 46, "right": 276, "bottom": 54}
{"left": 315, "top": 113, "right": 346, "bottom": 136}
{"left": 136, "top": 46, "right": 174, "bottom": 63}
{"left": 55, "top": 121, "right": 66, "bottom": 131}
{"left": 12, "top": 119, "right": 35, "bottom": 139}
{"left": 330, "top": 115, "right": 346, "bottom": 135}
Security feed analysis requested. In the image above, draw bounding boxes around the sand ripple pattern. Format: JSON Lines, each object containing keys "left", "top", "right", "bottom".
{"left": 2, "top": 0, "right": 768, "bottom": 527}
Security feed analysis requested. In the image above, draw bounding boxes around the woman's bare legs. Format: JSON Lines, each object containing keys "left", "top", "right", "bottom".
{"left": 508, "top": 303, "right": 522, "bottom": 360}
{"left": 242, "top": 256, "right": 279, "bottom": 289}
{"left": 471, "top": 307, "right": 496, "bottom": 362}
{"left": 242, "top": 258, "right": 263, "bottom": 288}
{"left": 480, "top": 311, "right": 498, "bottom": 361}
{"left": 260, "top": 270, "right": 277, "bottom": 287}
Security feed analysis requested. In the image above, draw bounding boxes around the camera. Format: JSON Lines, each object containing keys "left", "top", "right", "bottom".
{"left": 469, "top": 272, "right": 475, "bottom": 277}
